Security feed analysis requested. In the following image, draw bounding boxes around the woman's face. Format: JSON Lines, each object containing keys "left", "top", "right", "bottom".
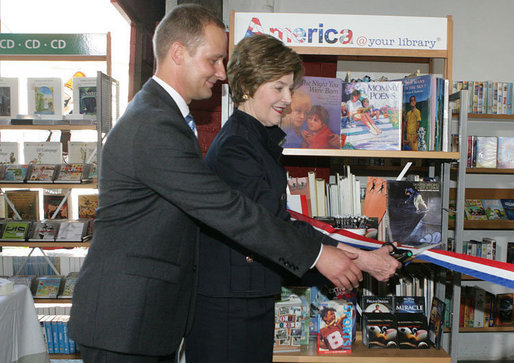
{"left": 240, "top": 73, "right": 294, "bottom": 127}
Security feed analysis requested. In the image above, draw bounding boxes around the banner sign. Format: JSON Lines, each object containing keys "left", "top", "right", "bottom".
{"left": 0, "top": 34, "right": 107, "bottom": 56}
{"left": 234, "top": 12, "right": 447, "bottom": 51}
{"left": 288, "top": 210, "right": 514, "bottom": 289}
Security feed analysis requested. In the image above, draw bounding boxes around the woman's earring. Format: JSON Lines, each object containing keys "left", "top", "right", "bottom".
{"left": 242, "top": 94, "right": 249, "bottom": 101}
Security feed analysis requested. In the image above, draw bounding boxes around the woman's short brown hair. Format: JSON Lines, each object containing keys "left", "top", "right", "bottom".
{"left": 227, "top": 34, "right": 304, "bottom": 106}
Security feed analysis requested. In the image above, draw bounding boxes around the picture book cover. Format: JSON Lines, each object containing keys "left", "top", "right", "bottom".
{"left": 481, "top": 199, "right": 507, "bottom": 220}
{"left": 497, "top": 137, "right": 514, "bottom": 168}
{"left": 0, "top": 164, "right": 29, "bottom": 183}
{"left": 23, "top": 142, "right": 63, "bottom": 164}
{"left": 281, "top": 286, "right": 311, "bottom": 345}
{"left": 0, "top": 78, "right": 18, "bottom": 120}
{"left": 55, "top": 220, "right": 89, "bottom": 241}
{"left": 68, "top": 141, "right": 97, "bottom": 164}
{"left": 0, "top": 220, "right": 31, "bottom": 241}
{"left": 29, "top": 220, "right": 61, "bottom": 241}
{"left": 317, "top": 299, "right": 353, "bottom": 354}
{"left": 386, "top": 181, "right": 442, "bottom": 246}
{"left": 500, "top": 199, "right": 514, "bottom": 220}
{"left": 54, "top": 163, "right": 86, "bottom": 183}
{"left": 43, "top": 193, "right": 69, "bottom": 219}
{"left": 395, "top": 296, "right": 426, "bottom": 315}
{"left": 494, "top": 293, "right": 513, "bottom": 326}
{"left": 72, "top": 77, "right": 97, "bottom": 117}
{"left": 401, "top": 75, "right": 442, "bottom": 151}
{"left": 363, "top": 176, "right": 387, "bottom": 223}
{"left": 341, "top": 81, "right": 402, "bottom": 150}
{"left": 474, "top": 136, "right": 497, "bottom": 168}
{"left": 35, "top": 276, "right": 62, "bottom": 298}
{"left": 78, "top": 194, "right": 98, "bottom": 219}
{"left": 309, "top": 285, "right": 356, "bottom": 336}
{"left": 464, "top": 199, "right": 488, "bottom": 220}
{"left": 0, "top": 142, "right": 19, "bottom": 164}
{"left": 273, "top": 295, "right": 302, "bottom": 353}
{"left": 5, "top": 190, "right": 39, "bottom": 220}
{"left": 59, "top": 272, "right": 79, "bottom": 298}
{"left": 281, "top": 76, "right": 342, "bottom": 149}
{"left": 27, "top": 164, "right": 58, "bottom": 183}
{"left": 27, "top": 78, "right": 62, "bottom": 117}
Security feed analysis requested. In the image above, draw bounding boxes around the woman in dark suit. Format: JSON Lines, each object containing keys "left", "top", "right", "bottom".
{"left": 185, "top": 34, "right": 400, "bottom": 362}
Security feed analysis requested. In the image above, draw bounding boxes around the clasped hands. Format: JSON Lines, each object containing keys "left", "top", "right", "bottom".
{"left": 315, "top": 243, "right": 402, "bottom": 291}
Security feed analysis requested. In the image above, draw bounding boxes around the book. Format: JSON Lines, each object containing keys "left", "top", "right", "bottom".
{"left": 386, "top": 181, "right": 442, "bottom": 246}
{"left": 43, "top": 193, "right": 70, "bottom": 219}
{"left": 481, "top": 199, "right": 507, "bottom": 220}
{"left": 23, "top": 142, "right": 63, "bottom": 164}
{"left": 317, "top": 299, "right": 353, "bottom": 354}
{"left": 400, "top": 75, "right": 446, "bottom": 151}
{"left": 28, "top": 220, "right": 61, "bottom": 241}
{"left": 0, "top": 220, "right": 31, "bottom": 241}
{"left": 474, "top": 136, "right": 497, "bottom": 168}
{"left": 282, "top": 76, "right": 342, "bottom": 149}
{"left": 464, "top": 199, "right": 488, "bottom": 220}
{"left": 362, "top": 312, "right": 397, "bottom": 349}
{"left": 495, "top": 293, "right": 513, "bottom": 326}
{"left": 78, "top": 194, "right": 98, "bottom": 219}
{"left": 363, "top": 176, "right": 387, "bottom": 223}
{"left": 0, "top": 78, "right": 18, "bottom": 120}
{"left": 72, "top": 77, "right": 97, "bottom": 118}
{"left": 341, "top": 81, "right": 402, "bottom": 150}
{"left": 273, "top": 294, "right": 302, "bottom": 353}
{"left": 54, "top": 163, "right": 89, "bottom": 183}
{"left": 396, "top": 313, "right": 429, "bottom": 349}
{"left": 59, "top": 272, "right": 79, "bottom": 298}
{"left": 281, "top": 287, "right": 311, "bottom": 345}
{"left": 427, "top": 297, "right": 445, "bottom": 349}
{"left": 67, "top": 141, "right": 97, "bottom": 164}
{"left": 26, "top": 164, "right": 58, "bottom": 183}
{"left": 27, "top": 78, "right": 63, "bottom": 117}
{"left": 0, "top": 164, "right": 30, "bottom": 183}
{"left": 55, "top": 220, "right": 89, "bottom": 242}
{"left": 362, "top": 296, "right": 394, "bottom": 313}
{"left": 500, "top": 199, "right": 514, "bottom": 220}
{"left": 0, "top": 142, "right": 19, "bottom": 164}
{"left": 5, "top": 190, "right": 39, "bottom": 220}
{"left": 287, "top": 176, "right": 312, "bottom": 217}
{"left": 497, "top": 137, "right": 514, "bottom": 168}
{"left": 34, "top": 276, "right": 63, "bottom": 298}
{"left": 507, "top": 242, "right": 514, "bottom": 264}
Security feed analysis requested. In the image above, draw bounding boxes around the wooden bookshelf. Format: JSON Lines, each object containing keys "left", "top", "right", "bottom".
{"left": 452, "top": 113, "right": 514, "bottom": 120}
{"left": 448, "top": 219, "right": 514, "bottom": 230}
{"left": 34, "top": 298, "right": 72, "bottom": 304}
{"left": 282, "top": 148, "right": 459, "bottom": 160}
{"left": 0, "top": 242, "right": 90, "bottom": 248}
{"left": 273, "top": 334, "right": 450, "bottom": 362}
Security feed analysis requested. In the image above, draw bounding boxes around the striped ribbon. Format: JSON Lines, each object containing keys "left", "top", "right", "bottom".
{"left": 288, "top": 210, "right": 514, "bottom": 289}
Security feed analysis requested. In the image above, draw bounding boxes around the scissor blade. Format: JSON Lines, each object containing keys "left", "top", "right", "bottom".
{"left": 411, "top": 242, "right": 442, "bottom": 256}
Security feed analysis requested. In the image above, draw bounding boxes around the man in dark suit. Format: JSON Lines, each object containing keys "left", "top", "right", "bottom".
{"left": 69, "top": 4, "right": 364, "bottom": 362}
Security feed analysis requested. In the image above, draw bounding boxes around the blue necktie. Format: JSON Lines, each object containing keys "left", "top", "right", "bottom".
{"left": 185, "top": 114, "right": 198, "bottom": 138}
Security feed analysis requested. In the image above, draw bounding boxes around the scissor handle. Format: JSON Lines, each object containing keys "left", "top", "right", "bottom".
{"left": 383, "top": 242, "right": 413, "bottom": 263}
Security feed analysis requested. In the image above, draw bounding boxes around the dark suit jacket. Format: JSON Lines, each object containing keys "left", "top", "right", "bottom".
{"left": 68, "top": 79, "right": 323, "bottom": 356}
{"left": 198, "top": 109, "right": 337, "bottom": 298}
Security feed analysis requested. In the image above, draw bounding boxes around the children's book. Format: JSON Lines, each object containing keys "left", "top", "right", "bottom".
{"left": 497, "top": 137, "right": 514, "bottom": 168}
{"left": 400, "top": 75, "right": 445, "bottom": 151}
{"left": 500, "top": 199, "right": 514, "bottom": 220}
{"left": 0, "top": 220, "right": 31, "bottom": 241}
{"left": 481, "top": 199, "right": 507, "bottom": 220}
{"left": 5, "top": 190, "right": 39, "bottom": 220}
{"left": 0, "top": 77, "right": 19, "bottom": 120}
{"left": 0, "top": 164, "right": 29, "bottom": 183}
{"left": 495, "top": 294, "right": 513, "bottom": 326}
{"left": 386, "top": 181, "right": 441, "bottom": 246}
{"left": 282, "top": 76, "right": 342, "bottom": 149}
{"left": 23, "top": 142, "right": 63, "bottom": 164}
{"left": 474, "top": 136, "right": 497, "bottom": 168}
{"left": 281, "top": 287, "right": 311, "bottom": 345}
{"left": 54, "top": 163, "right": 88, "bottom": 183}
{"left": 273, "top": 294, "right": 303, "bottom": 353}
{"left": 43, "top": 193, "right": 69, "bottom": 219}
{"left": 0, "top": 142, "right": 19, "bottom": 164}
{"left": 68, "top": 141, "right": 97, "bottom": 164}
{"left": 35, "top": 276, "right": 63, "bottom": 298}
{"left": 78, "top": 194, "right": 98, "bottom": 219}
{"left": 72, "top": 77, "right": 97, "bottom": 118}
{"left": 27, "top": 164, "right": 59, "bottom": 183}
{"left": 28, "top": 220, "right": 61, "bottom": 241}
{"left": 464, "top": 199, "right": 488, "bottom": 220}
{"left": 55, "top": 220, "right": 89, "bottom": 242}
{"left": 317, "top": 299, "right": 353, "bottom": 354}
{"left": 58, "top": 272, "right": 79, "bottom": 298}
{"left": 27, "top": 78, "right": 63, "bottom": 117}
{"left": 363, "top": 176, "right": 387, "bottom": 223}
{"left": 341, "top": 81, "right": 402, "bottom": 151}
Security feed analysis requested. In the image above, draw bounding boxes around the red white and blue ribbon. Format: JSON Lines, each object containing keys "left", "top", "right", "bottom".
{"left": 289, "top": 210, "right": 514, "bottom": 289}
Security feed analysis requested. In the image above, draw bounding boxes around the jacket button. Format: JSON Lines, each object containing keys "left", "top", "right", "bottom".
{"left": 245, "top": 256, "right": 254, "bottom": 263}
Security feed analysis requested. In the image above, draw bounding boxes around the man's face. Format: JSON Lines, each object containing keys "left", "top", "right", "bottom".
{"left": 323, "top": 310, "right": 336, "bottom": 324}
{"left": 180, "top": 24, "right": 227, "bottom": 103}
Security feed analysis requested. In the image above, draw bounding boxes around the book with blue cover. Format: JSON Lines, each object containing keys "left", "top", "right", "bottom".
{"left": 501, "top": 199, "right": 514, "bottom": 220}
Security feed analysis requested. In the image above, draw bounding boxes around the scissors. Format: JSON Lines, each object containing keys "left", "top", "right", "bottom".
{"left": 383, "top": 242, "right": 441, "bottom": 264}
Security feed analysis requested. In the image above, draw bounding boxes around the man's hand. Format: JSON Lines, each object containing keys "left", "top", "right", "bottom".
{"left": 337, "top": 243, "right": 401, "bottom": 282}
{"left": 315, "top": 245, "right": 363, "bottom": 290}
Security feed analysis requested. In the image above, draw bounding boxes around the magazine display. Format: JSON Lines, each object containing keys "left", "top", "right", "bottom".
{"left": 341, "top": 81, "right": 402, "bottom": 150}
